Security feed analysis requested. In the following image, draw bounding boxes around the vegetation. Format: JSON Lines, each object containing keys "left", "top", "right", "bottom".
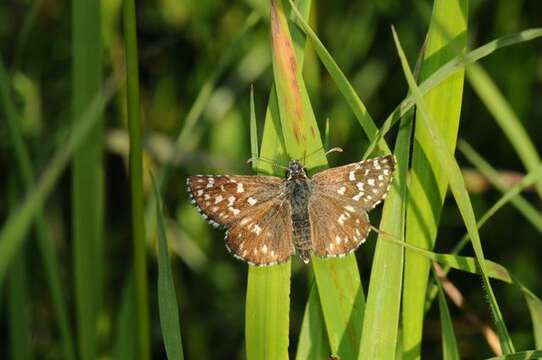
{"left": 1, "top": 0, "right": 541, "bottom": 359}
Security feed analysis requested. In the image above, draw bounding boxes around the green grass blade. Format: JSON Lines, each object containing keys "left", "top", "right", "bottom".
{"left": 370, "top": 28, "right": 542, "bottom": 154}
{"left": 8, "top": 249, "right": 33, "bottom": 360}
{"left": 123, "top": 0, "right": 150, "bottom": 358}
{"left": 486, "top": 350, "right": 542, "bottom": 360}
{"left": 400, "top": 1, "right": 468, "bottom": 358}
{"left": 246, "top": 265, "right": 291, "bottom": 360}
{"left": 425, "top": 160, "right": 542, "bottom": 314}
{"left": 295, "top": 286, "right": 331, "bottom": 360}
{"left": 359, "top": 94, "right": 413, "bottom": 358}
{"left": 393, "top": 26, "right": 515, "bottom": 354}
{"left": 113, "top": 273, "right": 137, "bottom": 360}
{"left": 7, "top": 180, "right": 33, "bottom": 360}
{"left": 72, "top": 0, "right": 104, "bottom": 357}
{"left": 466, "top": 63, "right": 542, "bottom": 197}
{"left": 245, "top": 2, "right": 304, "bottom": 358}
{"left": 459, "top": 140, "right": 542, "bottom": 233}
{"left": 284, "top": 2, "right": 367, "bottom": 357}
{"left": 288, "top": 0, "right": 389, "bottom": 154}
{"left": 435, "top": 271, "right": 460, "bottom": 360}
{"left": 153, "top": 176, "right": 185, "bottom": 360}
{"left": 377, "top": 228, "right": 542, "bottom": 351}
{"left": 0, "top": 54, "right": 76, "bottom": 360}
{"left": 250, "top": 86, "right": 259, "bottom": 161}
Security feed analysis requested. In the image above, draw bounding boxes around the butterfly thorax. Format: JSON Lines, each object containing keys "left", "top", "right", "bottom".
{"left": 285, "top": 160, "right": 312, "bottom": 263}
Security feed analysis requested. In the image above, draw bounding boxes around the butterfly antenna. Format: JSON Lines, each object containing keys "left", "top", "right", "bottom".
{"left": 300, "top": 146, "right": 343, "bottom": 163}
{"left": 325, "top": 147, "right": 343, "bottom": 157}
{"left": 246, "top": 156, "right": 288, "bottom": 170}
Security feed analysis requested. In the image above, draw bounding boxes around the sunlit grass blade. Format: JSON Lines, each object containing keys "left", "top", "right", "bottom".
{"left": 282, "top": 1, "right": 367, "bottom": 357}
{"left": 245, "top": 2, "right": 304, "bottom": 357}
{"left": 466, "top": 63, "right": 542, "bottom": 197}
{"left": 392, "top": 26, "right": 515, "bottom": 354}
{"left": 72, "top": 0, "right": 104, "bottom": 357}
{"left": 153, "top": 176, "right": 184, "bottom": 360}
{"left": 458, "top": 140, "right": 542, "bottom": 233}
{"left": 434, "top": 268, "right": 460, "bottom": 360}
{"left": 400, "top": 1, "right": 468, "bottom": 358}
{"left": 359, "top": 92, "right": 413, "bottom": 358}
{"left": 0, "top": 54, "right": 76, "bottom": 360}
{"left": 123, "top": 0, "right": 150, "bottom": 358}
{"left": 288, "top": 0, "right": 389, "bottom": 154}
{"left": 295, "top": 286, "right": 330, "bottom": 360}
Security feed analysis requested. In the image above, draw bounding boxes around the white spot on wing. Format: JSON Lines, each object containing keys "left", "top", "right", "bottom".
{"left": 252, "top": 224, "right": 262, "bottom": 235}
{"left": 367, "top": 178, "right": 375, "bottom": 186}
{"left": 337, "top": 186, "right": 346, "bottom": 195}
{"left": 353, "top": 192, "right": 363, "bottom": 201}
{"left": 215, "top": 195, "right": 223, "bottom": 204}
{"left": 247, "top": 197, "right": 257, "bottom": 205}
{"left": 349, "top": 171, "right": 356, "bottom": 181}
{"left": 344, "top": 205, "right": 355, "bottom": 213}
{"left": 236, "top": 183, "right": 245, "bottom": 193}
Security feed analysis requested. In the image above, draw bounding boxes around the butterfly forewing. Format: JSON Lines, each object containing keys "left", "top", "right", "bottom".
{"left": 308, "top": 154, "right": 395, "bottom": 258}
{"left": 311, "top": 155, "right": 396, "bottom": 210}
{"left": 187, "top": 175, "right": 294, "bottom": 265}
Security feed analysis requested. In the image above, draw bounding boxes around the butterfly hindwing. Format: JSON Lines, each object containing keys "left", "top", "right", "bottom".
{"left": 225, "top": 196, "right": 295, "bottom": 265}
{"left": 309, "top": 189, "right": 370, "bottom": 257}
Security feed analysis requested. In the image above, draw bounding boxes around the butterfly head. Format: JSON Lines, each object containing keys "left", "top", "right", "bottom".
{"left": 285, "top": 160, "right": 308, "bottom": 180}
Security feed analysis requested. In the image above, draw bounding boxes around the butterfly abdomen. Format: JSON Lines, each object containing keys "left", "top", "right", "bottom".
{"left": 287, "top": 178, "right": 312, "bottom": 263}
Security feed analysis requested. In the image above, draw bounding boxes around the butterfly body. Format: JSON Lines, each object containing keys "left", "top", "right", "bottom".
{"left": 187, "top": 155, "right": 395, "bottom": 266}
{"left": 285, "top": 160, "right": 313, "bottom": 263}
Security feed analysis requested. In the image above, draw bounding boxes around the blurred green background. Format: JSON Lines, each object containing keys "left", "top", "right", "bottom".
{"left": 0, "top": 0, "right": 541, "bottom": 359}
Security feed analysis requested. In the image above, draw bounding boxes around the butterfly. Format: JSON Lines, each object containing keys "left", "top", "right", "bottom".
{"left": 186, "top": 155, "right": 396, "bottom": 266}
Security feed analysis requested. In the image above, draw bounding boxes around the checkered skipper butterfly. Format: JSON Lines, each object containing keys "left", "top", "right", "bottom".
{"left": 187, "top": 155, "right": 395, "bottom": 266}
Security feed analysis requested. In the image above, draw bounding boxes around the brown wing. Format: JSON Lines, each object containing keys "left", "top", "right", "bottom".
{"left": 311, "top": 155, "right": 396, "bottom": 210}
{"left": 225, "top": 196, "right": 295, "bottom": 266}
{"left": 187, "top": 175, "right": 295, "bottom": 265}
{"left": 309, "top": 188, "right": 370, "bottom": 258}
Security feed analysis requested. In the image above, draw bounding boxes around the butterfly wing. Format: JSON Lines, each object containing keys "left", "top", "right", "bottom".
{"left": 308, "top": 189, "right": 370, "bottom": 257}
{"left": 187, "top": 175, "right": 295, "bottom": 265}
{"left": 311, "top": 155, "right": 396, "bottom": 210}
{"left": 308, "top": 155, "right": 395, "bottom": 257}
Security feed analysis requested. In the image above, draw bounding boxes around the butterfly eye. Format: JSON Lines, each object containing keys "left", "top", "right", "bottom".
{"left": 285, "top": 170, "right": 291, "bottom": 178}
